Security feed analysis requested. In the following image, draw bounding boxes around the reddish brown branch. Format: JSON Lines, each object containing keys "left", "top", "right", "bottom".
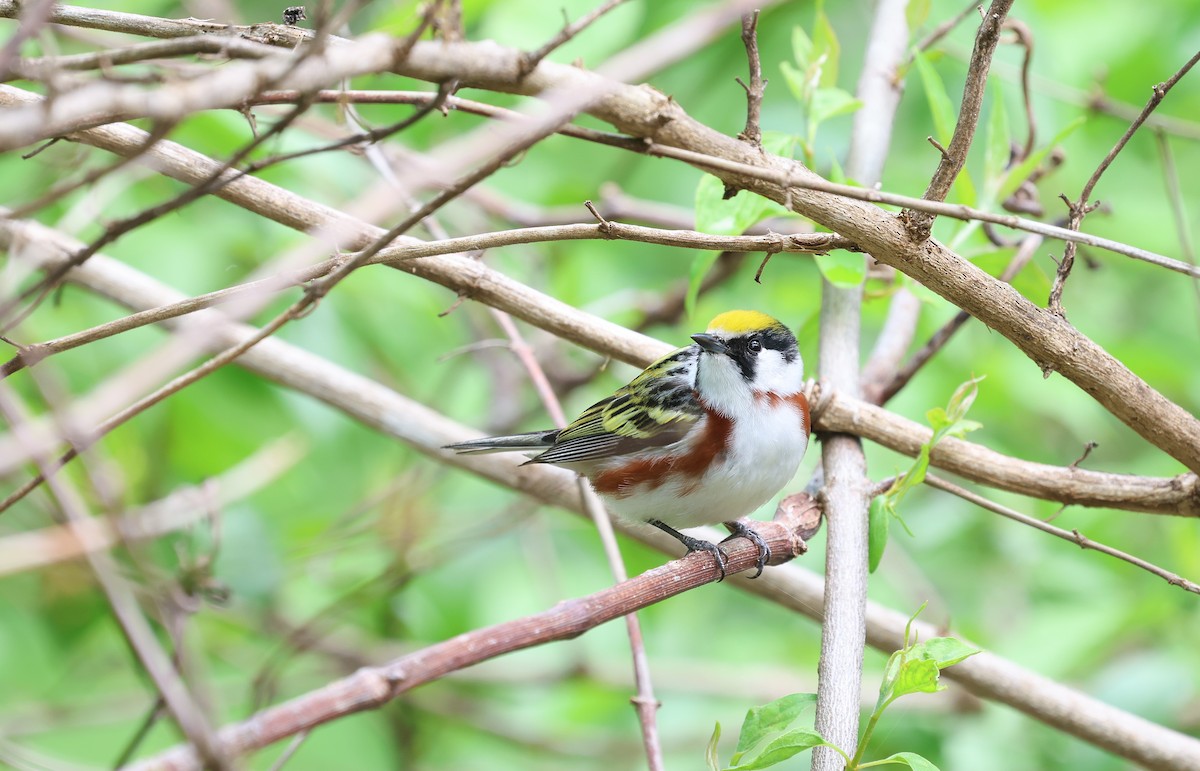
{"left": 130, "top": 499, "right": 820, "bottom": 771}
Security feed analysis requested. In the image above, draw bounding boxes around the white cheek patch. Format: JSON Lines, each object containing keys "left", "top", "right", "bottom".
{"left": 753, "top": 350, "right": 804, "bottom": 394}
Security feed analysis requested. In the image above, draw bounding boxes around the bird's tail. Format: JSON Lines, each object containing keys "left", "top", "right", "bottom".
{"left": 444, "top": 430, "right": 559, "bottom": 455}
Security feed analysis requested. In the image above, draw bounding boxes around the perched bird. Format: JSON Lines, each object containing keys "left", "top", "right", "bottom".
{"left": 446, "top": 310, "right": 810, "bottom": 579}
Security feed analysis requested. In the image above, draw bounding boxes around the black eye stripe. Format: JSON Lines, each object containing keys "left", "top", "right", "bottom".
{"left": 760, "top": 328, "right": 795, "bottom": 351}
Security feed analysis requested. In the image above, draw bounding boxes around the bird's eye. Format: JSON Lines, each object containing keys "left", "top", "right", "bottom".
{"left": 747, "top": 336, "right": 762, "bottom": 353}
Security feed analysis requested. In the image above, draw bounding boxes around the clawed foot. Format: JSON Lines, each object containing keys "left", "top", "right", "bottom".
{"left": 720, "top": 520, "right": 771, "bottom": 578}
{"left": 647, "top": 519, "right": 729, "bottom": 581}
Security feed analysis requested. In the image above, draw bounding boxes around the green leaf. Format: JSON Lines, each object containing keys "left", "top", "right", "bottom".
{"left": 913, "top": 51, "right": 956, "bottom": 145}
{"left": 996, "top": 116, "right": 1085, "bottom": 202}
{"left": 732, "top": 693, "right": 818, "bottom": 758}
{"left": 812, "top": 2, "right": 841, "bottom": 88}
{"left": 827, "top": 153, "right": 846, "bottom": 184}
{"left": 880, "top": 377, "right": 984, "bottom": 528}
{"left": 880, "top": 635, "right": 980, "bottom": 706}
{"left": 984, "top": 90, "right": 1012, "bottom": 187}
{"left": 779, "top": 61, "right": 813, "bottom": 106}
{"left": 814, "top": 251, "right": 866, "bottom": 287}
{"left": 912, "top": 637, "right": 980, "bottom": 669}
{"left": 792, "top": 24, "right": 813, "bottom": 71}
{"left": 877, "top": 751, "right": 942, "bottom": 770}
{"left": 707, "top": 722, "right": 723, "bottom": 771}
{"left": 893, "top": 657, "right": 943, "bottom": 698}
{"left": 928, "top": 375, "right": 984, "bottom": 441}
{"left": 810, "top": 87, "right": 864, "bottom": 124}
{"left": 694, "top": 174, "right": 772, "bottom": 236}
{"left": 691, "top": 172, "right": 777, "bottom": 313}
{"left": 906, "top": 0, "right": 932, "bottom": 32}
{"left": 948, "top": 167, "right": 978, "bottom": 209}
{"left": 727, "top": 728, "right": 832, "bottom": 770}
{"left": 868, "top": 497, "right": 889, "bottom": 573}
{"left": 760, "top": 131, "right": 797, "bottom": 159}
{"left": 686, "top": 250, "right": 723, "bottom": 317}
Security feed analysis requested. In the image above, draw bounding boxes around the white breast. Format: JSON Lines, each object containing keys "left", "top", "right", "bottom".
{"left": 596, "top": 398, "right": 808, "bottom": 529}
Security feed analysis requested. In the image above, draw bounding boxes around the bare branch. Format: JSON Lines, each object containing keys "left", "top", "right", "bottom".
{"left": 0, "top": 385, "right": 231, "bottom": 768}
{"left": 872, "top": 234, "right": 1042, "bottom": 404}
{"left": 812, "top": 0, "right": 909, "bottom": 764}
{"left": 0, "top": 436, "right": 302, "bottom": 577}
{"left": 735, "top": 11, "right": 765, "bottom": 148}
{"left": 900, "top": 0, "right": 1014, "bottom": 240}
{"left": 1002, "top": 19, "right": 1037, "bottom": 162}
{"left": 924, "top": 474, "right": 1200, "bottom": 595}
{"left": 1154, "top": 130, "right": 1200, "bottom": 335}
{"left": 520, "top": 0, "right": 632, "bottom": 74}
{"left": 129, "top": 501, "right": 819, "bottom": 770}
{"left": 640, "top": 140, "right": 1200, "bottom": 278}
{"left": 1050, "top": 49, "right": 1200, "bottom": 314}
{"left": 10, "top": 33, "right": 278, "bottom": 76}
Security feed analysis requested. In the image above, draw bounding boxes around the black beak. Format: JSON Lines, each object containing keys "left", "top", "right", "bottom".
{"left": 691, "top": 333, "right": 729, "bottom": 355}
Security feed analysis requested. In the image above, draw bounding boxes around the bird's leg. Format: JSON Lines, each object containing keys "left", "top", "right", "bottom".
{"left": 647, "top": 519, "right": 728, "bottom": 581}
{"left": 720, "top": 520, "right": 771, "bottom": 579}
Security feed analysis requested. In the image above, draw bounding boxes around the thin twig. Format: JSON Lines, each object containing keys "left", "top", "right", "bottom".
{"left": 1154, "top": 130, "right": 1200, "bottom": 336}
{"left": 249, "top": 88, "right": 651, "bottom": 151}
{"left": 265, "top": 732, "right": 310, "bottom": 771}
{"left": 1003, "top": 19, "right": 1037, "bottom": 162}
{"left": 521, "top": 0, "right": 631, "bottom": 74}
{"left": 128, "top": 505, "right": 816, "bottom": 771}
{"left": 0, "top": 220, "right": 843, "bottom": 382}
{"left": 640, "top": 141, "right": 1200, "bottom": 278}
{"left": 487, "top": 309, "right": 663, "bottom": 771}
{"left": 10, "top": 33, "right": 278, "bottom": 76}
{"left": 1049, "top": 49, "right": 1200, "bottom": 315}
{"left": 901, "top": 0, "right": 1014, "bottom": 240}
{"left": 874, "top": 234, "right": 1042, "bottom": 405}
{"left": 0, "top": 385, "right": 231, "bottom": 769}
{"left": 5, "top": 120, "right": 177, "bottom": 220}
{"left": 907, "top": 0, "right": 981, "bottom": 63}
{"left": 0, "top": 92, "right": 324, "bottom": 330}
{"left": 735, "top": 11, "right": 765, "bottom": 148}
{"left": 924, "top": 474, "right": 1200, "bottom": 595}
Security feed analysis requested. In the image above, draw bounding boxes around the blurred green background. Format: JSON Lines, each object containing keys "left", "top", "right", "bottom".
{"left": 1, "top": 0, "right": 1198, "bottom": 768}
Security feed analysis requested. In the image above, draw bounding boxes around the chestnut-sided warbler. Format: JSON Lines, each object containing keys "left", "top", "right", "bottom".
{"left": 447, "top": 310, "right": 810, "bottom": 579}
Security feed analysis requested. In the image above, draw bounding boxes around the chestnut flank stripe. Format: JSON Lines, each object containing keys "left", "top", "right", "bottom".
{"left": 591, "top": 409, "right": 732, "bottom": 499}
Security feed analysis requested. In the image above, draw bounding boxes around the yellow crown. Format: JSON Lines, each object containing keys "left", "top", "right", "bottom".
{"left": 706, "top": 310, "right": 783, "bottom": 334}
